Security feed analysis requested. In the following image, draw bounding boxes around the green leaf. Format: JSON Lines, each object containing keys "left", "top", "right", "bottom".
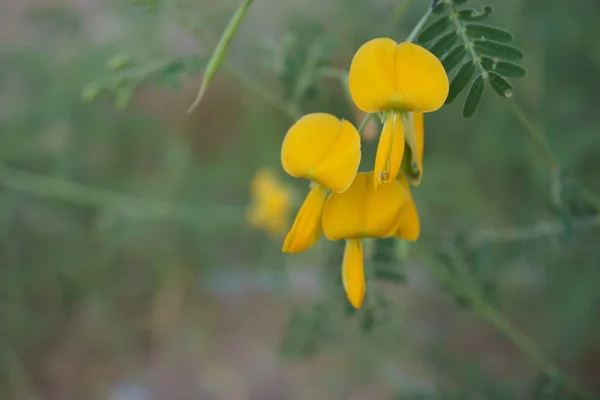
{"left": 187, "top": 0, "right": 254, "bottom": 113}
{"left": 480, "top": 56, "right": 495, "bottom": 70}
{"left": 429, "top": 31, "right": 459, "bottom": 58}
{"left": 462, "top": 73, "right": 485, "bottom": 117}
{"left": 418, "top": 16, "right": 451, "bottom": 43}
{"left": 494, "top": 61, "right": 526, "bottom": 77}
{"left": 466, "top": 23, "right": 513, "bottom": 42}
{"left": 458, "top": 6, "right": 492, "bottom": 21}
{"left": 432, "top": 0, "right": 447, "bottom": 14}
{"left": 473, "top": 40, "right": 524, "bottom": 60}
{"left": 453, "top": 0, "right": 469, "bottom": 4}
{"left": 487, "top": 71, "right": 513, "bottom": 98}
{"left": 446, "top": 61, "right": 475, "bottom": 104}
{"left": 442, "top": 44, "right": 467, "bottom": 73}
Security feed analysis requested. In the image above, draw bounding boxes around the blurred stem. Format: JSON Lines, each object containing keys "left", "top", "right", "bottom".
{"left": 0, "top": 165, "right": 243, "bottom": 228}
{"left": 423, "top": 250, "right": 597, "bottom": 400}
{"left": 466, "top": 215, "right": 600, "bottom": 246}
{"left": 291, "top": 36, "right": 326, "bottom": 105}
{"left": 509, "top": 102, "right": 559, "bottom": 172}
{"left": 357, "top": 113, "right": 375, "bottom": 135}
{"left": 223, "top": 63, "right": 302, "bottom": 120}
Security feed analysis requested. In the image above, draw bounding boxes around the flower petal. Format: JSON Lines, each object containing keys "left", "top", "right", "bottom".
{"left": 349, "top": 38, "right": 398, "bottom": 113}
{"left": 282, "top": 184, "right": 328, "bottom": 253}
{"left": 394, "top": 42, "right": 449, "bottom": 112}
{"left": 401, "top": 111, "right": 424, "bottom": 186}
{"left": 311, "top": 120, "right": 361, "bottom": 193}
{"left": 373, "top": 113, "right": 405, "bottom": 189}
{"left": 342, "top": 239, "right": 365, "bottom": 309}
{"left": 395, "top": 177, "right": 420, "bottom": 241}
{"left": 322, "top": 172, "right": 409, "bottom": 240}
{"left": 281, "top": 113, "right": 361, "bottom": 192}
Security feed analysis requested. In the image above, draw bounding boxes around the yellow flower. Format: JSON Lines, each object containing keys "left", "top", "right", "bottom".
{"left": 401, "top": 111, "right": 424, "bottom": 186}
{"left": 281, "top": 113, "right": 361, "bottom": 253}
{"left": 395, "top": 175, "right": 420, "bottom": 241}
{"left": 322, "top": 172, "right": 410, "bottom": 309}
{"left": 246, "top": 168, "right": 293, "bottom": 237}
{"left": 349, "top": 39, "right": 448, "bottom": 190}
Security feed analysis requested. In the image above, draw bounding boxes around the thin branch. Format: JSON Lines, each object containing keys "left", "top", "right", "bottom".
{"left": 0, "top": 165, "right": 243, "bottom": 228}
{"left": 466, "top": 215, "right": 600, "bottom": 246}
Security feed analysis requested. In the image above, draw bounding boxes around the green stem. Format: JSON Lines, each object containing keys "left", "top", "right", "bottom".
{"left": 0, "top": 165, "right": 243, "bottom": 228}
{"left": 424, "top": 250, "right": 597, "bottom": 400}
{"left": 405, "top": 4, "right": 435, "bottom": 43}
{"left": 357, "top": 113, "right": 375, "bottom": 134}
{"left": 509, "top": 102, "right": 559, "bottom": 172}
{"left": 222, "top": 64, "right": 302, "bottom": 120}
{"left": 448, "top": 2, "right": 487, "bottom": 78}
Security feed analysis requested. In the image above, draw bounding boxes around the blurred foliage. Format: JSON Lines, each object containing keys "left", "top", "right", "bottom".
{"left": 1, "top": 0, "right": 600, "bottom": 398}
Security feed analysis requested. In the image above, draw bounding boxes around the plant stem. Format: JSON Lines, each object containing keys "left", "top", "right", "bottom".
{"left": 223, "top": 64, "right": 302, "bottom": 120}
{"left": 424, "top": 246, "right": 598, "bottom": 399}
{"left": 509, "top": 102, "right": 559, "bottom": 172}
{"left": 357, "top": 113, "right": 375, "bottom": 134}
{"left": 448, "top": 2, "right": 487, "bottom": 78}
{"left": 405, "top": 4, "right": 434, "bottom": 44}
{"left": 0, "top": 165, "right": 243, "bottom": 229}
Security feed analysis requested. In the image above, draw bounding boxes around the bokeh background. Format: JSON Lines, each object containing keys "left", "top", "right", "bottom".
{"left": 1, "top": 0, "right": 600, "bottom": 399}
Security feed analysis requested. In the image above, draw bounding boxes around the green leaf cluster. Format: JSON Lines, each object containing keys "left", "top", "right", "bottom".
{"left": 420, "top": 0, "right": 526, "bottom": 117}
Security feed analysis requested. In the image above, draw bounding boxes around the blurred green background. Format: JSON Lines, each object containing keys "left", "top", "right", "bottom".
{"left": 1, "top": 0, "right": 599, "bottom": 399}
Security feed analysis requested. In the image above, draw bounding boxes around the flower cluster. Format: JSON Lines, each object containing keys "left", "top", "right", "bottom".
{"left": 279, "top": 39, "right": 449, "bottom": 309}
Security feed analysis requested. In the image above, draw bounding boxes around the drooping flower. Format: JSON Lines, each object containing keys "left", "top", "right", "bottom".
{"left": 281, "top": 113, "right": 361, "bottom": 253}
{"left": 349, "top": 39, "right": 448, "bottom": 190}
{"left": 246, "top": 168, "right": 294, "bottom": 237}
{"left": 395, "top": 175, "right": 420, "bottom": 241}
{"left": 322, "top": 172, "right": 411, "bottom": 309}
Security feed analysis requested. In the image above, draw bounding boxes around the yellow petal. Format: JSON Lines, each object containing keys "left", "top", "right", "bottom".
{"left": 322, "top": 172, "right": 409, "bottom": 240}
{"left": 281, "top": 113, "right": 361, "bottom": 192}
{"left": 349, "top": 38, "right": 398, "bottom": 113}
{"left": 411, "top": 111, "right": 425, "bottom": 185}
{"left": 282, "top": 184, "right": 328, "bottom": 253}
{"left": 395, "top": 177, "right": 420, "bottom": 241}
{"left": 311, "top": 120, "right": 362, "bottom": 193}
{"left": 401, "top": 111, "right": 424, "bottom": 186}
{"left": 373, "top": 113, "right": 405, "bottom": 189}
{"left": 342, "top": 239, "right": 365, "bottom": 309}
{"left": 394, "top": 42, "right": 449, "bottom": 112}
{"left": 349, "top": 40, "right": 449, "bottom": 113}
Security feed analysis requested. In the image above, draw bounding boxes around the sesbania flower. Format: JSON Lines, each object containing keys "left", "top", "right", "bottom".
{"left": 395, "top": 175, "right": 420, "bottom": 241}
{"left": 349, "top": 39, "right": 448, "bottom": 189}
{"left": 246, "top": 168, "right": 294, "bottom": 237}
{"left": 281, "top": 113, "right": 361, "bottom": 253}
{"left": 322, "top": 172, "right": 410, "bottom": 309}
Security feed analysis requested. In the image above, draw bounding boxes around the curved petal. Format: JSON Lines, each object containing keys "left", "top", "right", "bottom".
{"left": 282, "top": 184, "right": 328, "bottom": 253}
{"left": 411, "top": 111, "right": 425, "bottom": 185}
{"left": 281, "top": 113, "right": 341, "bottom": 178}
{"left": 395, "top": 177, "right": 420, "bottom": 241}
{"left": 311, "top": 119, "right": 361, "bottom": 193}
{"left": 281, "top": 114, "right": 361, "bottom": 192}
{"left": 373, "top": 113, "right": 405, "bottom": 189}
{"left": 349, "top": 38, "right": 398, "bottom": 113}
{"left": 322, "top": 172, "right": 409, "bottom": 240}
{"left": 394, "top": 42, "right": 449, "bottom": 112}
{"left": 342, "top": 239, "right": 365, "bottom": 309}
